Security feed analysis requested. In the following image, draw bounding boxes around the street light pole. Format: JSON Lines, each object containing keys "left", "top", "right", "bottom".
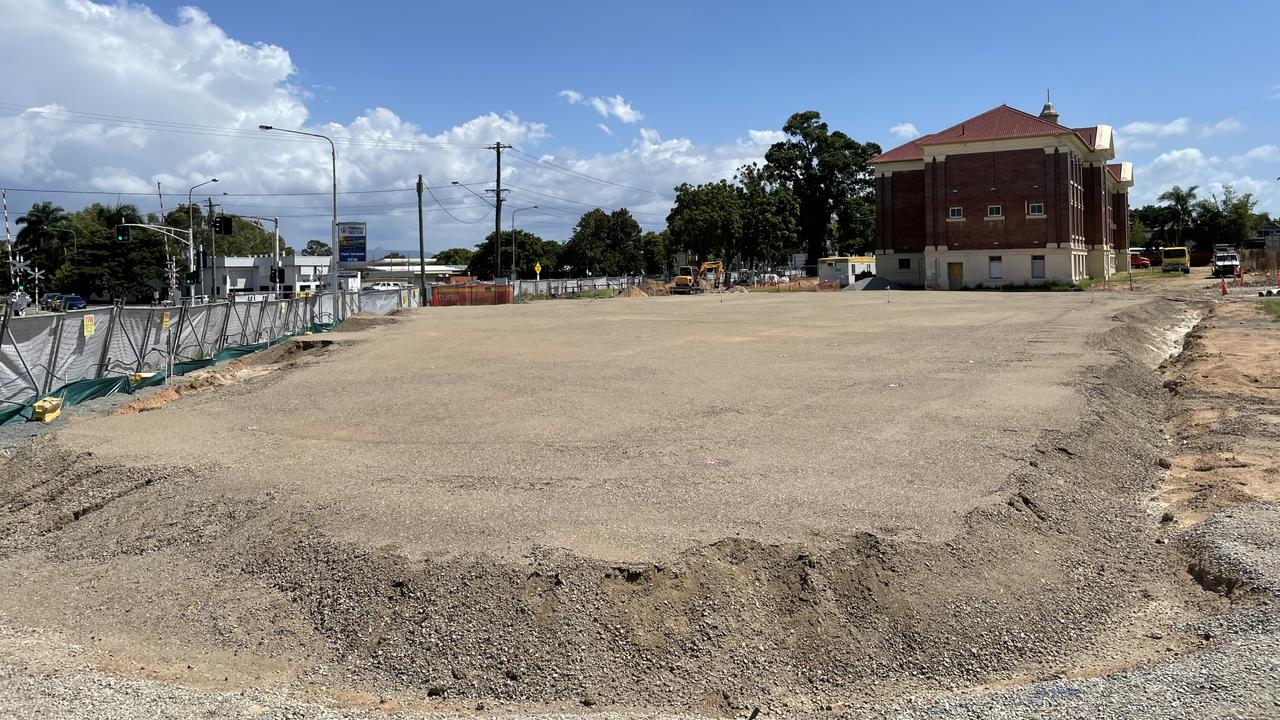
{"left": 510, "top": 205, "right": 537, "bottom": 281}
{"left": 188, "top": 178, "right": 217, "bottom": 300}
{"left": 259, "top": 125, "right": 338, "bottom": 322}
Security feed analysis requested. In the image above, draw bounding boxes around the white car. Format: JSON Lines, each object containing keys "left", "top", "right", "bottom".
{"left": 365, "top": 281, "right": 405, "bottom": 291}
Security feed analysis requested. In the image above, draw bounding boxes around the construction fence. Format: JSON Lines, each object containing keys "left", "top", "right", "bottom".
{"left": 512, "top": 276, "right": 645, "bottom": 297}
{"left": 0, "top": 288, "right": 420, "bottom": 407}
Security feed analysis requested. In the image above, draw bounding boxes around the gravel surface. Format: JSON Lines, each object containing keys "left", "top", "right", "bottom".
{"left": 1, "top": 284, "right": 1276, "bottom": 718}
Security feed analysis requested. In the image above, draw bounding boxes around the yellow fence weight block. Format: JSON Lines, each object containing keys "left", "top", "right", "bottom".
{"left": 31, "top": 397, "right": 64, "bottom": 423}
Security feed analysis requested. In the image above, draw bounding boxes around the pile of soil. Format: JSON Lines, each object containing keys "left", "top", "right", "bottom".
{"left": 334, "top": 315, "right": 399, "bottom": 332}
{"left": 639, "top": 280, "right": 669, "bottom": 296}
{"left": 616, "top": 286, "right": 648, "bottom": 299}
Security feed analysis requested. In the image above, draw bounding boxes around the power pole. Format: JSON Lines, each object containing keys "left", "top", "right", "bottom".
{"left": 416, "top": 174, "right": 427, "bottom": 301}
{"left": 488, "top": 142, "right": 511, "bottom": 280}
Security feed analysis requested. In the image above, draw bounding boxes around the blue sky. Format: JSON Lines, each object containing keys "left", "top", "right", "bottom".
{"left": 2, "top": 0, "right": 1278, "bottom": 252}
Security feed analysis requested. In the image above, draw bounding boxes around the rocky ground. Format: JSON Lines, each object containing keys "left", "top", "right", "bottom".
{"left": 0, "top": 280, "right": 1276, "bottom": 718}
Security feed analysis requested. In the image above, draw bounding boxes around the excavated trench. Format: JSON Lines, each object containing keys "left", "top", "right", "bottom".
{"left": 0, "top": 296, "right": 1244, "bottom": 716}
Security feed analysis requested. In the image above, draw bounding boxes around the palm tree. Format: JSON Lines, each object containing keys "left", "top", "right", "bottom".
{"left": 1157, "top": 185, "right": 1198, "bottom": 246}
{"left": 15, "top": 201, "right": 70, "bottom": 256}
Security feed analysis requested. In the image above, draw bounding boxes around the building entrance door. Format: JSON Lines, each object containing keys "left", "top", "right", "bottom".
{"left": 947, "top": 262, "right": 963, "bottom": 290}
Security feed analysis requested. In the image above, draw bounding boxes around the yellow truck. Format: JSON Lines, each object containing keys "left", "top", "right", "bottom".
{"left": 1161, "top": 246, "right": 1190, "bottom": 274}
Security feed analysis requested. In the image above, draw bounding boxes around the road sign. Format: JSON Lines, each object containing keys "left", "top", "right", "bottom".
{"left": 534, "top": 262, "right": 541, "bottom": 274}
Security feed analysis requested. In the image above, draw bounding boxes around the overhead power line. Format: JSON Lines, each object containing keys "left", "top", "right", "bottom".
{"left": 508, "top": 148, "right": 666, "bottom": 198}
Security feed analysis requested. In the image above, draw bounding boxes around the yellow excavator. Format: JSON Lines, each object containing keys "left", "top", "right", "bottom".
{"left": 672, "top": 261, "right": 724, "bottom": 294}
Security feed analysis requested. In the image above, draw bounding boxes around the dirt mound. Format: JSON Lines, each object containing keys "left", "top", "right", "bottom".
{"left": 639, "top": 280, "right": 669, "bottom": 296}
{"left": 616, "top": 286, "right": 648, "bottom": 299}
{"left": 334, "top": 315, "right": 399, "bottom": 332}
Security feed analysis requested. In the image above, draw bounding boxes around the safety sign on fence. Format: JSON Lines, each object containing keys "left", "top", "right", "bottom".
{"left": 83, "top": 315, "right": 94, "bottom": 337}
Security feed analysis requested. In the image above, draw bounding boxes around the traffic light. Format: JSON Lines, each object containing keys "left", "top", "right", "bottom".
{"left": 269, "top": 266, "right": 284, "bottom": 283}
{"left": 115, "top": 225, "right": 130, "bottom": 242}
{"left": 214, "top": 215, "right": 233, "bottom": 235}
{"left": 184, "top": 269, "right": 199, "bottom": 285}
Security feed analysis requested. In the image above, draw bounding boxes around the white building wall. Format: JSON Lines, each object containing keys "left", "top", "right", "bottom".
{"left": 875, "top": 251, "right": 926, "bottom": 287}
{"left": 922, "top": 248, "right": 1086, "bottom": 288}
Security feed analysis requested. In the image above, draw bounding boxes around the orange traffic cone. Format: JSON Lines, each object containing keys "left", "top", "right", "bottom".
{"left": 1221, "top": 278, "right": 1229, "bottom": 295}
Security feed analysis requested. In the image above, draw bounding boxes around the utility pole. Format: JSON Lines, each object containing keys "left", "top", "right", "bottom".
{"left": 488, "top": 143, "right": 511, "bottom": 280}
{"left": 416, "top": 174, "right": 427, "bottom": 301}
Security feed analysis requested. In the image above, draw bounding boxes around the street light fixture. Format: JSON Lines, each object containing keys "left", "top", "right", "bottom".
{"left": 259, "top": 124, "right": 339, "bottom": 322}
{"left": 188, "top": 178, "right": 217, "bottom": 300}
{"left": 510, "top": 205, "right": 537, "bottom": 281}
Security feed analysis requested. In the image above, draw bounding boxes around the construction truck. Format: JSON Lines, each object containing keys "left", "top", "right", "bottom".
{"left": 672, "top": 261, "right": 724, "bottom": 294}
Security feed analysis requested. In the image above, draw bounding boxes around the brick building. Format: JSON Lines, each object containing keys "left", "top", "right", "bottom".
{"left": 870, "top": 102, "right": 1133, "bottom": 289}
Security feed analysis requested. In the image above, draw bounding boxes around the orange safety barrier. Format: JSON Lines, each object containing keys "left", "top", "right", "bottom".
{"left": 431, "top": 284, "right": 514, "bottom": 307}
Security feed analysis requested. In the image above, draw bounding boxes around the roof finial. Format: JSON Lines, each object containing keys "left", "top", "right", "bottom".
{"left": 1039, "top": 90, "right": 1060, "bottom": 125}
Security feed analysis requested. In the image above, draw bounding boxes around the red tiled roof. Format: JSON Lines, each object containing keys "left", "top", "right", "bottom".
{"left": 918, "top": 105, "right": 1071, "bottom": 146}
{"left": 1106, "top": 163, "right": 1123, "bottom": 180}
{"left": 871, "top": 105, "right": 1100, "bottom": 165}
{"left": 871, "top": 137, "right": 930, "bottom": 163}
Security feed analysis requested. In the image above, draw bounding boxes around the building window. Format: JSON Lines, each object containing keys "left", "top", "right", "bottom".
{"left": 987, "top": 205, "right": 1003, "bottom": 218}
{"left": 1031, "top": 255, "right": 1046, "bottom": 279}
{"left": 1027, "top": 202, "right": 1045, "bottom": 216}
{"left": 948, "top": 206, "right": 964, "bottom": 219}
{"left": 988, "top": 256, "right": 1003, "bottom": 280}
{"left": 898, "top": 258, "right": 911, "bottom": 270}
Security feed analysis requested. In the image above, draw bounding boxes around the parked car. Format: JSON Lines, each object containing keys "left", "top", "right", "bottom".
{"left": 39, "top": 293, "right": 63, "bottom": 311}
{"left": 1128, "top": 252, "right": 1151, "bottom": 269}
{"left": 365, "top": 281, "right": 404, "bottom": 291}
{"left": 58, "top": 294, "right": 87, "bottom": 311}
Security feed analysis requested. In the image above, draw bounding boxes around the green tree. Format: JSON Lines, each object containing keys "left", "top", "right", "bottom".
{"left": 764, "top": 111, "right": 880, "bottom": 271}
{"left": 666, "top": 180, "right": 742, "bottom": 263}
{"left": 561, "top": 207, "right": 645, "bottom": 276}
{"left": 466, "top": 230, "right": 561, "bottom": 279}
{"left": 382, "top": 251, "right": 406, "bottom": 259}
{"left": 1190, "top": 185, "right": 1259, "bottom": 249}
{"left": 434, "top": 247, "right": 474, "bottom": 266}
{"left": 639, "top": 230, "right": 670, "bottom": 276}
{"left": 15, "top": 201, "right": 71, "bottom": 272}
{"left": 302, "top": 240, "right": 332, "bottom": 256}
{"left": 1157, "top": 185, "right": 1198, "bottom": 246}
{"left": 737, "top": 163, "right": 799, "bottom": 267}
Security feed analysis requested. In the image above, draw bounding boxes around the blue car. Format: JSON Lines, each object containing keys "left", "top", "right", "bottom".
{"left": 58, "top": 295, "right": 87, "bottom": 311}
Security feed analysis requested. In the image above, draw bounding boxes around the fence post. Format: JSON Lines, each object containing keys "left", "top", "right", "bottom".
{"left": 95, "top": 303, "right": 119, "bottom": 378}
{"left": 41, "top": 314, "right": 67, "bottom": 394}
{"left": 218, "top": 300, "right": 232, "bottom": 352}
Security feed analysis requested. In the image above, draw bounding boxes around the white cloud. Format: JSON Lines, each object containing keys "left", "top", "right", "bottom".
{"left": 585, "top": 94, "right": 643, "bottom": 124}
{"left": 1271, "top": 84, "right": 1280, "bottom": 100}
{"left": 889, "top": 122, "right": 920, "bottom": 140}
{"left": 1232, "top": 144, "right": 1280, "bottom": 165}
{"left": 0, "top": 2, "right": 773, "bottom": 251}
{"left": 1131, "top": 147, "right": 1280, "bottom": 214}
{"left": 1120, "top": 118, "right": 1191, "bottom": 137}
{"left": 596, "top": 123, "right": 613, "bottom": 136}
{"left": 745, "top": 129, "right": 786, "bottom": 146}
{"left": 1200, "top": 117, "right": 1244, "bottom": 137}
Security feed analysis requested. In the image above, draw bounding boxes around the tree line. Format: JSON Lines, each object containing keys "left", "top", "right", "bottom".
{"left": 8, "top": 200, "right": 290, "bottom": 301}
{"left": 1132, "top": 184, "right": 1272, "bottom": 250}
{"left": 438, "top": 111, "right": 881, "bottom": 278}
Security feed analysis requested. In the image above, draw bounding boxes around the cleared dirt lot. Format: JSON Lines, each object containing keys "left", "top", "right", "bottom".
{"left": 57, "top": 291, "right": 1142, "bottom": 560}
{"left": 3, "top": 287, "right": 1261, "bottom": 717}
